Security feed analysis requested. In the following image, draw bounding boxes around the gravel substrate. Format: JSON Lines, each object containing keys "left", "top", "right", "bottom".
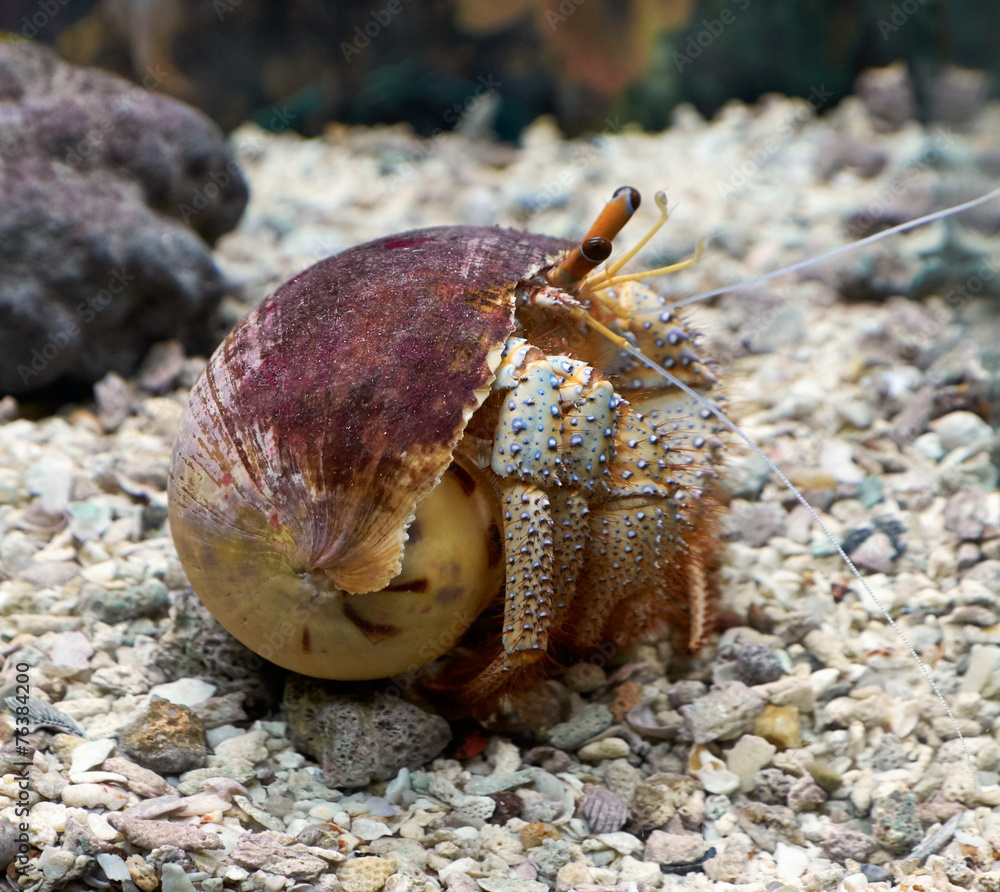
{"left": 3, "top": 92, "right": 1000, "bottom": 891}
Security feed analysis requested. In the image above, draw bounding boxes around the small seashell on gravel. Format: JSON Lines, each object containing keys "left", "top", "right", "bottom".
{"left": 595, "top": 830, "right": 643, "bottom": 855}
{"left": 87, "top": 813, "right": 121, "bottom": 842}
{"left": 580, "top": 784, "right": 629, "bottom": 834}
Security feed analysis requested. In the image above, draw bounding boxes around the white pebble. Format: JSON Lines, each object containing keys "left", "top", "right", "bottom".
{"left": 727, "top": 735, "right": 777, "bottom": 793}
{"left": 212, "top": 729, "right": 268, "bottom": 763}
{"left": 69, "top": 738, "right": 116, "bottom": 774}
{"left": 912, "top": 432, "right": 944, "bottom": 461}
{"left": 149, "top": 678, "right": 217, "bottom": 707}
{"left": 699, "top": 769, "right": 741, "bottom": 796}
{"left": 309, "top": 804, "right": 338, "bottom": 821}
{"left": 161, "top": 862, "right": 197, "bottom": 892}
{"left": 61, "top": 783, "right": 130, "bottom": 810}
{"left": 961, "top": 644, "right": 1000, "bottom": 694}
{"left": 617, "top": 855, "right": 662, "bottom": 887}
{"left": 96, "top": 853, "right": 131, "bottom": 881}
{"left": 351, "top": 817, "right": 393, "bottom": 841}
{"left": 69, "top": 771, "right": 128, "bottom": 785}
{"left": 88, "top": 813, "right": 121, "bottom": 842}
{"left": 774, "top": 842, "right": 809, "bottom": 882}
{"left": 885, "top": 700, "right": 920, "bottom": 739}
{"left": 595, "top": 831, "right": 643, "bottom": 855}
{"left": 840, "top": 872, "right": 869, "bottom": 892}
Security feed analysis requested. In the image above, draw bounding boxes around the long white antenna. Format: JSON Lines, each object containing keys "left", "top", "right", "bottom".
{"left": 666, "top": 185, "right": 1000, "bottom": 311}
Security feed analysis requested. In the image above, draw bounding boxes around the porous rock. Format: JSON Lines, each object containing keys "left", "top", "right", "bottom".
{"left": 631, "top": 774, "right": 697, "bottom": 830}
{"left": 0, "top": 41, "right": 246, "bottom": 396}
{"left": 337, "top": 855, "right": 396, "bottom": 892}
{"left": 106, "top": 813, "right": 224, "bottom": 851}
{"left": 283, "top": 678, "right": 451, "bottom": 788}
{"left": 229, "top": 831, "right": 330, "bottom": 879}
{"left": 871, "top": 789, "right": 922, "bottom": 855}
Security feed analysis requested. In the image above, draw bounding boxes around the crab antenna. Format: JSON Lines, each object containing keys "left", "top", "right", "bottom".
{"left": 615, "top": 336, "right": 980, "bottom": 790}
{"left": 597, "top": 236, "right": 708, "bottom": 288}
{"left": 546, "top": 186, "right": 640, "bottom": 290}
{"left": 665, "top": 184, "right": 1000, "bottom": 312}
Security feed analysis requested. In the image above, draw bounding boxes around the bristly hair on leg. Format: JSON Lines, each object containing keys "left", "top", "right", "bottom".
{"left": 571, "top": 183, "right": 1000, "bottom": 792}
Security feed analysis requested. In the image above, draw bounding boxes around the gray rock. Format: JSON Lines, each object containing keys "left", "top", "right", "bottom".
{"left": 229, "top": 831, "right": 329, "bottom": 879}
{"left": 545, "top": 704, "right": 613, "bottom": 750}
{"left": 529, "top": 838, "right": 571, "bottom": 877}
{"left": 678, "top": 681, "right": 764, "bottom": 743}
{"left": 643, "top": 830, "right": 710, "bottom": 866}
{"left": 945, "top": 489, "right": 990, "bottom": 541}
{"left": 0, "top": 41, "right": 246, "bottom": 396}
{"left": 820, "top": 826, "right": 880, "bottom": 863}
{"left": 85, "top": 579, "right": 170, "bottom": 623}
{"left": 964, "top": 559, "right": 1000, "bottom": 594}
{"left": 734, "top": 802, "right": 805, "bottom": 853}
{"left": 733, "top": 644, "right": 785, "bottom": 686}
{"left": 722, "top": 500, "right": 787, "bottom": 548}
{"left": 283, "top": 678, "right": 451, "bottom": 789}
{"left": 871, "top": 734, "right": 908, "bottom": 772}
{"left": 751, "top": 768, "right": 793, "bottom": 805}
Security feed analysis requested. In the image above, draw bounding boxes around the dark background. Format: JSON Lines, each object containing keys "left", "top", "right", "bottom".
{"left": 3, "top": 0, "right": 998, "bottom": 140}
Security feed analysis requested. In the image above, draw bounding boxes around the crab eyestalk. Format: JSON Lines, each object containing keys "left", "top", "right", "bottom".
{"left": 545, "top": 185, "right": 641, "bottom": 291}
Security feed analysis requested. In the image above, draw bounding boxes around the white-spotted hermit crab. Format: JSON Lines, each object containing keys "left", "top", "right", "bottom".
{"left": 167, "top": 186, "right": 726, "bottom": 715}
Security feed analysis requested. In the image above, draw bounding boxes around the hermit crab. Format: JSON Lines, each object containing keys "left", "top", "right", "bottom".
{"left": 167, "top": 187, "right": 725, "bottom": 712}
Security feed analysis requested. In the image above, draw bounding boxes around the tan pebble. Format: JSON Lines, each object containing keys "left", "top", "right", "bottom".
{"left": 555, "top": 861, "right": 593, "bottom": 889}
{"left": 338, "top": 857, "right": 395, "bottom": 892}
{"left": 754, "top": 704, "right": 802, "bottom": 749}
{"left": 577, "top": 737, "right": 630, "bottom": 761}
{"left": 609, "top": 680, "right": 642, "bottom": 721}
{"left": 520, "top": 822, "right": 559, "bottom": 849}
{"left": 126, "top": 855, "right": 160, "bottom": 892}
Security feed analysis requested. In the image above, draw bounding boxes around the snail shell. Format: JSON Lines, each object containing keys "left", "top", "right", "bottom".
{"left": 168, "top": 226, "right": 569, "bottom": 679}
